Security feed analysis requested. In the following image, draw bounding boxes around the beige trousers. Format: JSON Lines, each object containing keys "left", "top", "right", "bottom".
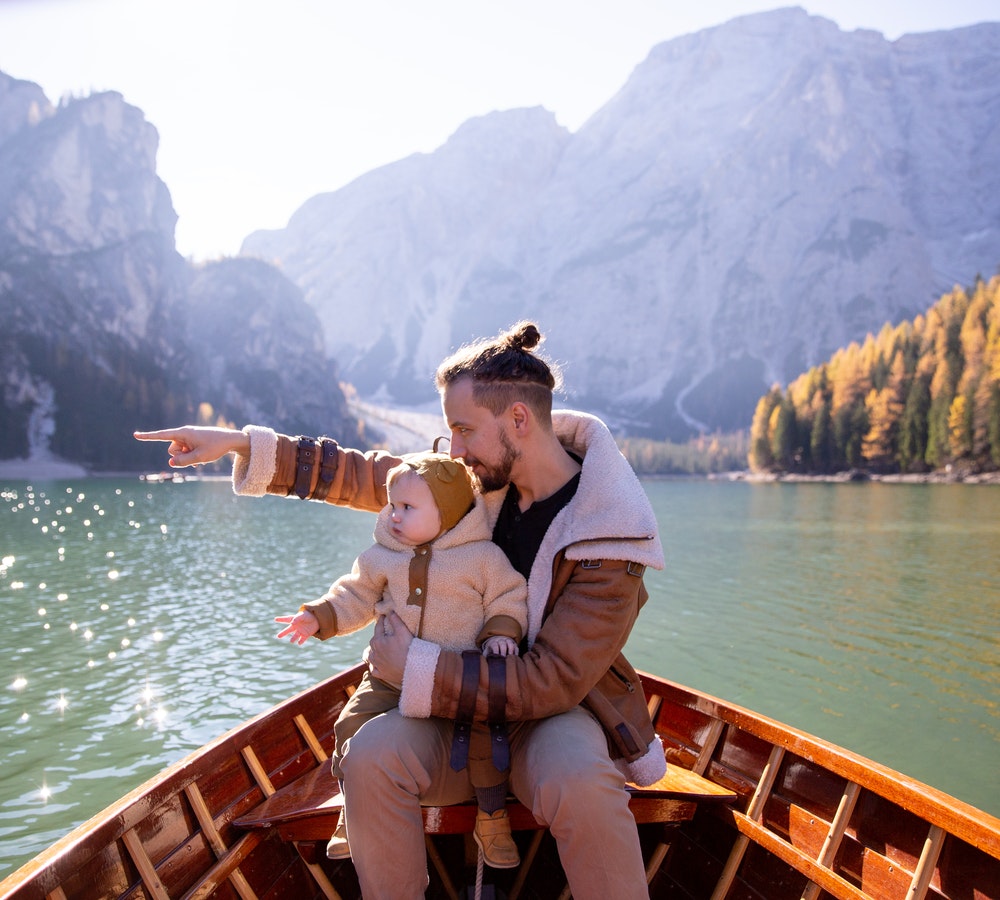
{"left": 340, "top": 704, "right": 649, "bottom": 900}
{"left": 333, "top": 672, "right": 507, "bottom": 789}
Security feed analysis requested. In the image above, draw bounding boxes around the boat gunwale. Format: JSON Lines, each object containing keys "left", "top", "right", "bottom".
{"left": 0, "top": 664, "right": 362, "bottom": 898}
{"left": 645, "top": 670, "right": 1000, "bottom": 861}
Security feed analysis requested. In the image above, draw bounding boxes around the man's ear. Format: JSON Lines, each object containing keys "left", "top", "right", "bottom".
{"left": 510, "top": 401, "right": 530, "bottom": 435}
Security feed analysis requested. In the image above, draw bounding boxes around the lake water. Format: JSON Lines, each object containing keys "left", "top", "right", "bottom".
{"left": 1, "top": 476, "right": 998, "bottom": 875}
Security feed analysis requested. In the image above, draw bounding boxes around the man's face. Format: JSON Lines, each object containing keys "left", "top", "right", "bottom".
{"left": 441, "top": 378, "right": 519, "bottom": 494}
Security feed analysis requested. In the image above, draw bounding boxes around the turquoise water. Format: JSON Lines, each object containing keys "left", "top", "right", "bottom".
{"left": 1, "top": 477, "right": 997, "bottom": 874}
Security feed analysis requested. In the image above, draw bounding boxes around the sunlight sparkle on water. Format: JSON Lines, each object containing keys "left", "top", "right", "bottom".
{"left": 10, "top": 676, "right": 28, "bottom": 691}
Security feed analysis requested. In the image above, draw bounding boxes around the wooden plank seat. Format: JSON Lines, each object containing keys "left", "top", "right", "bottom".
{"left": 235, "top": 759, "right": 736, "bottom": 843}
{"left": 234, "top": 757, "right": 736, "bottom": 897}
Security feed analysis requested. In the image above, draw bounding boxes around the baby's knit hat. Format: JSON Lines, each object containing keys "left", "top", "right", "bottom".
{"left": 398, "top": 452, "right": 475, "bottom": 533}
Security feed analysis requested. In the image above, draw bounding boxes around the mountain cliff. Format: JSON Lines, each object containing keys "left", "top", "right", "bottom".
{"left": 0, "top": 73, "right": 361, "bottom": 471}
{"left": 243, "top": 8, "right": 1000, "bottom": 439}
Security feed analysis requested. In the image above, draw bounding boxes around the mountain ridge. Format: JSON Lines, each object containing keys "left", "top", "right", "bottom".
{"left": 0, "top": 75, "right": 363, "bottom": 471}
{"left": 2, "top": 8, "right": 999, "bottom": 471}
{"left": 242, "top": 7, "right": 1000, "bottom": 439}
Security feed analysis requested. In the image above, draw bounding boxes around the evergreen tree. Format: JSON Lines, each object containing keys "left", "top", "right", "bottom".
{"left": 770, "top": 398, "right": 797, "bottom": 470}
{"left": 862, "top": 352, "right": 906, "bottom": 467}
{"left": 948, "top": 394, "right": 971, "bottom": 459}
{"left": 746, "top": 275, "right": 1000, "bottom": 474}
{"left": 989, "top": 384, "right": 1000, "bottom": 467}
{"left": 899, "top": 375, "right": 931, "bottom": 472}
{"left": 809, "top": 395, "right": 834, "bottom": 473}
{"left": 749, "top": 387, "right": 782, "bottom": 471}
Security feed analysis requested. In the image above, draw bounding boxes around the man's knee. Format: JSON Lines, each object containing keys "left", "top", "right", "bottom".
{"left": 340, "top": 711, "right": 406, "bottom": 780}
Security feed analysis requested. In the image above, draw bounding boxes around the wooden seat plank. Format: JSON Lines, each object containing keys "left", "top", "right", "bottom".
{"left": 236, "top": 766, "right": 341, "bottom": 828}
{"left": 235, "top": 759, "right": 736, "bottom": 844}
{"left": 631, "top": 763, "right": 738, "bottom": 800}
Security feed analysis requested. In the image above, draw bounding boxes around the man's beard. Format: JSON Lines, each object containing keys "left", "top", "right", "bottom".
{"left": 472, "top": 428, "right": 519, "bottom": 494}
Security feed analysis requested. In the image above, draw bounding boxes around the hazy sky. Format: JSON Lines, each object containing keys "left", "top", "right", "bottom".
{"left": 0, "top": 0, "right": 996, "bottom": 259}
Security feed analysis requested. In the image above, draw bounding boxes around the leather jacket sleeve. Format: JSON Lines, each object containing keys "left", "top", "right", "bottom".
{"left": 430, "top": 555, "right": 645, "bottom": 723}
{"left": 267, "top": 433, "right": 402, "bottom": 513}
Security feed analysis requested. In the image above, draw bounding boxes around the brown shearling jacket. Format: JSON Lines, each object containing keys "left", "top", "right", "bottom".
{"left": 233, "top": 410, "right": 668, "bottom": 784}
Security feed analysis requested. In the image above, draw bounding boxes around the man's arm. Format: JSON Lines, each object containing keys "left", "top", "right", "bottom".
{"left": 135, "top": 424, "right": 403, "bottom": 511}
{"left": 375, "top": 558, "right": 645, "bottom": 723}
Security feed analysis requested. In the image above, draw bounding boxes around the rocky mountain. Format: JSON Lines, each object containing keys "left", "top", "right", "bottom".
{"left": 0, "top": 73, "right": 361, "bottom": 471}
{"left": 243, "top": 8, "right": 1000, "bottom": 440}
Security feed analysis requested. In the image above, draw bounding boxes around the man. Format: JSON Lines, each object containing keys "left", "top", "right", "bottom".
{"left": 136, "top": 321, "right": 665, "bottom": 899}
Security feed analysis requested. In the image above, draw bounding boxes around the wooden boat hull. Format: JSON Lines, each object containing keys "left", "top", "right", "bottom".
{"left": 2, "top": 664, "right": 998, "bottom": 900}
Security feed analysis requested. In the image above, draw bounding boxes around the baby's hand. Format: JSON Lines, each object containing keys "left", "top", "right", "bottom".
{"left": 275, "top": 610, "right": 320, "bottom": 645}
{"left": 482, "top": 635, "right": 518, "bottom": 657}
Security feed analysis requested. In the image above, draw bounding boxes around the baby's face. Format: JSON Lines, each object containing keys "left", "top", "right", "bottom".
{"left": 387, "top": 472, "right": 442, "bottom": 546}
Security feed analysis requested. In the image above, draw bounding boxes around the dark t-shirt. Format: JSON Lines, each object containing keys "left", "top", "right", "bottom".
{"left": 491, "top": 472, "right": 581, "bottom": 579}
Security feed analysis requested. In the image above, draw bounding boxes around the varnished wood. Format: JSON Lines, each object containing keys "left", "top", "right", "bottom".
{"left": 178, "top": 832, "right": 265, "bottom": 900}
{"left": 2, "top": 663, "right": 998, "bottom": 900}
{"left": 234, "top": 756, "right": 734, "bottom": 845}
{"left": 293, "top": 714, "right": 329, "bottom": 764}
{"left": 121, "top": 828, "right": 170, "bottom": 900}
{"left": 905, "top": 824, "right": 945, "bottom": 900}
{"left": 183, "top": 782, "right": 258, "bottom": 900}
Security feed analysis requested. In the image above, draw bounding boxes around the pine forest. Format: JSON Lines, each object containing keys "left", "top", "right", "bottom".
{"left": 749, "top": 275, "right": 1000, "bottom": 476}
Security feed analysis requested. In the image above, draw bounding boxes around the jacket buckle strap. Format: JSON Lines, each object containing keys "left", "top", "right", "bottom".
{"left": 293, "top": 437, "right": 317, "bottom": 499}
{"left": 486, "top": 654, "right": 510, "bottom": 773}
{"left": 313, "top": 438, "right": 339, "bottom": 501}
{"left": 627, "top": 561, "right": 646, "bottom": 577}
{"left": 450, "top": 651, "right": 480, "bottom": 772}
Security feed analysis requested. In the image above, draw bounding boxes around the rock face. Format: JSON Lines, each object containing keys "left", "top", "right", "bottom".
{"left": 243, "top": 9, "right": 1000, "bottom": 439}
{"left": 0, "top": 73, "right": 360, "bottom": 471}
{"left": 182, "top": 258, "right": 351, "bottom": 437}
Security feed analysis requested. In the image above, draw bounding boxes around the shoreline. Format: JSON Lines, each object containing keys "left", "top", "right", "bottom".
{"left": 719, "top": 469, "right": 1000, "bottom": 485}
{"left": 0, "top": 457, "right": 89, "bottom": 480}
{"left": 2, "top": 456, "right": 997, "bottom": 486}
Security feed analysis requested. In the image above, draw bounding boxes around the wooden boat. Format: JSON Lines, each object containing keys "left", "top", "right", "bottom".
{"left": 2, "top": 662, "right": 998, "bottom": 900}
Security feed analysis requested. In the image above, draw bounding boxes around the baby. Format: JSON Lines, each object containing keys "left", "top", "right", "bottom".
{"left": 276, "top": 452, "right": 527, "bottom": 869}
